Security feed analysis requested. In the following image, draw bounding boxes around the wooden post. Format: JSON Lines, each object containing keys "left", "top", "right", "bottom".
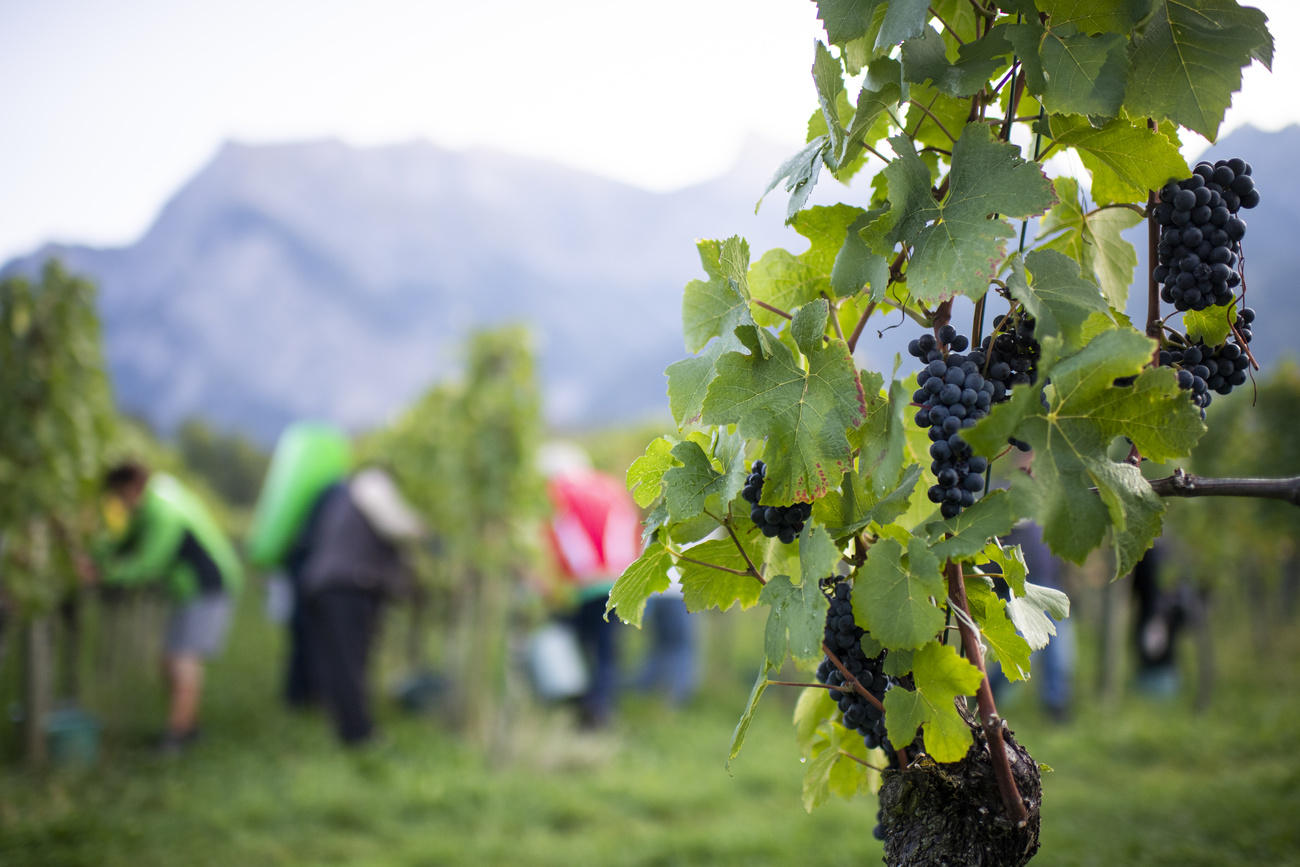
{"left": 23, "top": 615, "right": 53, "bottom": 765}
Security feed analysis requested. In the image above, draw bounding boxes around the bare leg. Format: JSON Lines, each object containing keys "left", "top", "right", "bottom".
{"left": 164, "top": 654, "right": 204, "bottom": 735}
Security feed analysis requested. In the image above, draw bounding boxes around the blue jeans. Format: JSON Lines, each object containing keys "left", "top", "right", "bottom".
{"left": 635, "top": 595, "right": 697, "bottom": 705}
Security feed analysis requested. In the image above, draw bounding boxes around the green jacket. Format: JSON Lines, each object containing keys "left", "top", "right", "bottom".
{"left": 103, "top": 474, "right": 243, "bottom": 600}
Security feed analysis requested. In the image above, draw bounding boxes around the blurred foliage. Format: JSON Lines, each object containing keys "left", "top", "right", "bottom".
{"left": 175, "top": 417, "right": 270, "bottom": 508}
{"left": 1162, "top": 361, "right": 1300, "bottom": 593}
{"left": 358, "top": 325, "right": 546, "bottom": 741}
{"left": 0, "top": 261, "right": 115, "bottom": 615}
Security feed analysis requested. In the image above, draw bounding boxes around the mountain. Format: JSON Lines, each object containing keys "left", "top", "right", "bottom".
{"left": 5, "top": 125, "right": 1298, "bottom": 444}
{"left": 3, "top": 136, "right": 805, "bottom": 442}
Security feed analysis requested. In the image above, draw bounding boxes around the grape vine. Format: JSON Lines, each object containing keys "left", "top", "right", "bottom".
{"left": 607, "top": 3, "right": 1283, "bottom": 865}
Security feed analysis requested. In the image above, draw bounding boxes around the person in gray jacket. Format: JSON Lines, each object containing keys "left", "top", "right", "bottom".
{"left": 299, "top": 467, "right": 424, "bottom": 745}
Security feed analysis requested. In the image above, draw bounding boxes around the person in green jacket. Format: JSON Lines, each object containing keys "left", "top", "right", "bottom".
{"left": 96, "top": 461, "right": 242, "bottom": 751}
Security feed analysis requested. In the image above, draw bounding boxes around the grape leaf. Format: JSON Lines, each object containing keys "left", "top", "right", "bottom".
{"left": 860, "top": 376, "right": 910, "bottom": 493}
{"left": 1038, "top": 177, "right": 1142, "bottom": 309}
{"left": 876, "top": 126, "right": 1054, "bottom": 302}
{"left": 760, "top": 136, "right": 830, "bottom": 224}
{"left": 701, "top": 300, "right": 868, "bottom": 504}
{"left": 606, "top": 544, "right": 673, "bottom": 627}
{"left": 676, "top": 538, "right": 765, "bottom": 614}
{"left": 813, "top": 41, "right": 848, "bottom": 160}
{"left": 728, "top": 662, "right": 773, "bottom": 766}
{"left": 1007, "top": 21, "right": 1127, "bottom": 118}
{"left": 855, "top": 537, "right": 945, "bottom": 649}
{"left": 626, "top": 436, "right": 675, "bottom": 508}
{"left": 1010, "top": 249, "right": 1112, "bottom": 350}
{"left": 902, "top": 25, "right": 1011, "bottom": 97}
{"left": 813, "top": 0, "right": 888, "bottom": 47}
{"left": 1007, "top": 580, "right": 1071, "bottom": 650}
{"left": 1125, "top": 0, "right": 1273, "bottom": 140}
{"left": 750, "top": 205, "right": 868, "bottom": 323}
{"left": 761, "top": 572, "right": 829, "bottom": 667}
{"left": 682, "top": 237, "right": 762, "bottom": 353}
{"left": 818, "top": 463, "right": 922, "bottom": 540}
{"left": 794, "top": 685, "right": 837, "bottom": 755}
{"left": 925, "top": 488, "right": 1026, "bottom": 562}
{"left": 830, "top": 209, "right": 891, "bottom": 299}
{"left": 663, "top": 441, "right": 726, "bottom": 521}
{"left": 883, "top": 642, "right": 982, "bottom": 763}
{"left": 1037, "top": 0, "right": 1143, "bottom": 35}
{"left": 838, "top": 59, "right": 904, "bottom": 172}
{"left": 966, "top": 329, "right": 1205, "bottom": 576}
{"left": 966, "top": 579, "right": 1033, "bottom": 682}
{"left": 875, "top": 0, "right": 929, "bottom": 51}
{"left": 1044, "top": 113, "right": 1189, "bottom": 206}
{"left": 1184, "top": 303, "right": 1237, "bottom": 348}
{"left": 665, "top": 340, "right": 727, "bottom": 427}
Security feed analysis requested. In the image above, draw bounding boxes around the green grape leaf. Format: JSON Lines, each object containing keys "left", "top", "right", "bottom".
{"left": 830, "top": 209, "right": 891, "bottom": 299}
{"left": 760, "top": 136, "right": 831, "bottom": 223}
{"left": 1010, "top": 249, "right": 1112, "bottom": 350}
{"left": 839, "top": 59, "right": 904, "bottom": 172}
{"left": 1044, "top": 114, "right": 1189, "bottom": 206}
{"left": 626, "top": 436, "right": 675, "bottom": 508}
{"left": 813, "top": 41, "right": 848, "bottom": 160}
{"left": 966, "top": 579, "right": 1033, "bottom": 682}
{"left": 875, "top": 0, "right": 929, "bottom": 50}
{"left": 926, "top": 488, "right": 1026, "bottom": 562}
{"left": 819, "top": 463, "right": 922, "bottom": 540}
{"left": 663, "top": 441, "right": 725, "bottom": 521}
{"left": 761, "top": 572, "right": 829, "bottom": 667}
{"left": 967, "top": 329, "right": 1205, "bottom": 576}
{"left": 677, "top": 538, "right": 765, "bottom": 614}
{"left": 606, "top": 544, "right": 673, "bottom": 627}
{"left": 751, "top": 205, "right": 867, "bottom": 323}
{"left": 980, "top": 540, "right": 1029, "bottom": 597}
{"left": 1007, "top": 580, "right": 1071, "bottom": 650}
{"left": 1037, "top": 0, "right": 1143, "bottom": 34}
{"left": 1007, "top": 21, "right": 1127, "bottom": 118}
{"left": 1184, "top": 303, "right": 1237, "bottom": 347}
{"left": 666, "top": 340, "right": 727, "bottom": 427}
{"left": 729, "top": 662, "right": 773, "bottom": 766}
{"left": 682, "top": 237, "right": 760, "bottom": 353}
{"left": 883, "top": 641, "right": 981, "bottom": 763}
{"left": 800, "top": 524, "right": 842, "bottom": 587}
{"left": 1038, "top": 177, "right": 1142, "bottom": 309}
{"left": 801, "top": 740, "right": 840, "bottom": 811}
{"left": 794, "top": 685, "right": 837, "bottom": 755}
{"left": 859, "top": 375, "right": 910, "bottom": 493}
{"left": 855, "top": 537, "right": 945, "bottom": 649}
{"left": 701, "top": 304, "right": 868, "bottom": 504}
{"left": 902, "top": 25, "right": 1011, "bottom": 97}
{"left": 878, "top": 126, "right": 1054, "bottom": 302}
{"left": 814, "top": 0, "right": 888, "bottom": 47}
{"left": 1125, "top": 0, "right": 1273, "bottom": 140}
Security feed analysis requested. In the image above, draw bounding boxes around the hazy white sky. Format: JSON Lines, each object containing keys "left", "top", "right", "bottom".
{"left": 2, "top": 0, "right": 1297, "bottom": 263}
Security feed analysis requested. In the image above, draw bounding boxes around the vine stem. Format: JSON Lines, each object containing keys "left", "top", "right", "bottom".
{"left": 1148, "top": 470, "right": 1300, "bottom": 506}
{"left": 673, "top": 553, "right": 753, "bottom": 577}
{"left": 821, "top": 643, "right": 886, "bottom": 714}
{"left": 767, "top": 679, "right": 853, "bottom": 692}
{"left": 722, "top": 519, "right": 766, "bottom": 585}
{"left": 945, "top": 559, "right": 1029, "bottom": 825}
{"left": 754, "top": 299, "right": 793, "bottom": 321}
{"left": 847, "top": 302, "right": 877, "bottom": 353}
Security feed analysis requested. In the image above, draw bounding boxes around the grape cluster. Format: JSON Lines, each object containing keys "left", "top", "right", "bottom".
{"left": 816, "top": 580, "right": 891, "bottom": 751}
{"left": 908, "top": 326, "right": 993, "bottom": 519}
{"left": 1158, "top": 308, "right": 1255, "bottom": 417}
{"left": 977, "top": 312, "right": 1039, "bottom": 400}
{"left": 742, "top": 460, "right": 811, "bottom": 544}
{"left": 1152, "top": 158, "right": 1259, "bottom": 312}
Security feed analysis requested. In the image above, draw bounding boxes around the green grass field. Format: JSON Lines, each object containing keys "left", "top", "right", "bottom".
{"left": 2, "top": 593, "right": 1298, "bottom": 866}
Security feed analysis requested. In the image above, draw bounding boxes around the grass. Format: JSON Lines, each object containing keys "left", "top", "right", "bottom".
{"left": 1, "top": 592, "right": 1298, "bottom": 866}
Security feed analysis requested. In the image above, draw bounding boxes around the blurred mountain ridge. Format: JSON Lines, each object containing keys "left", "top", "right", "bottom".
{"left": 4, "top": 125, "right": 1297, "bottom": 444}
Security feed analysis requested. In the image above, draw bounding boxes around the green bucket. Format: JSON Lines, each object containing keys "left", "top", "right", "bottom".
{"left": 44, "top": 707, "right": 101, "bottom": 766}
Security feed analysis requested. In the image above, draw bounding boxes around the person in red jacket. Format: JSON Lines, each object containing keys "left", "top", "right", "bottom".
{"left": 541, "top": 445, "right": 640, "bottom": 728}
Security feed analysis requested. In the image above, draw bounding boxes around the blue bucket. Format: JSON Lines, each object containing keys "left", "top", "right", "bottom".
{"left": 44, "top": 707, "right": 101, "bottom": 766}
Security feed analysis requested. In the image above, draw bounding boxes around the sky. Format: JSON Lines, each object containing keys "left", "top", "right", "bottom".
{"left": 2, "top": 0, "right": 1298, "bottom": 264}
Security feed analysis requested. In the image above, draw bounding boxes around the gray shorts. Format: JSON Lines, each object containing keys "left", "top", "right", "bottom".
{"left": 165, "top": 593, "right": 233, "bottom": 659}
